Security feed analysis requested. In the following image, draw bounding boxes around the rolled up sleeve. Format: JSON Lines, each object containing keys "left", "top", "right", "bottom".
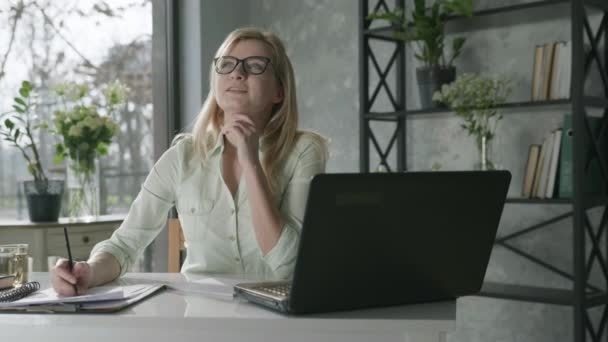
{"left": 90, "top": 141, "right": 183, "bottom": 276}
{"left": 263, "top": 137, "right": 328, "bottom": 279}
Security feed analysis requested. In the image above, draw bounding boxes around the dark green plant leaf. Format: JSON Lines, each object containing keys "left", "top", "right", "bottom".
{"left": 14, "top": 97, "right": 26, "bottom": 107}
{"left": 96, "top": 142, "right": 109, "bottom": 156}
{"left": 414, "top": 0, "right": 425, "bottom": 17}
{"left": 444, "top": 0, "right": 474, "bottom": 16}
{"left": 4, "top": 119, "right": 14, "bottom": 130}
{"left": 7, "top": 115, "right": 25, "bottom": 124}
{"left": 19, "top": 84, "right": 30, "bottom": 98}
{"left": 55, "top": 143, "right": 65, "bottom": 154}
{"left": 452, "top": 37, "right": 465, "bottom": 53}
{"left": 21, "top": 80, "right": 33, "bottom": 92}
{"left": 12, "top": 105, "right": 25, "bottom": 113}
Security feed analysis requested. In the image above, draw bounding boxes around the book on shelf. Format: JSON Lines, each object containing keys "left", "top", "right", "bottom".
{"left": 531, "top": 40, "right": 572, "bottom": 101}
{"left": 531, "top": 133, "right": 551, "bottom": 197}
{"left": 558, "top": 113, "right": 606, "bottom": 198}
{"left": 545, "top": 129, "right": 563, "bottom": 198}
{"left": 522, "top": 144, "right": 541, "bottom": 198}
{"left": 550, "top": 41, "right": 572, "bottom": 100}
{"left": 532, "top": 45, "right": 544, "bottom": 101}
{"left": 549, "top": 42, "right": 562, "bottom": 100}
{"left": 536, "top": 132, "right": 555, "bottom": 198}
{"left": 540, "top": 42, "right": 556, "bottom": 101}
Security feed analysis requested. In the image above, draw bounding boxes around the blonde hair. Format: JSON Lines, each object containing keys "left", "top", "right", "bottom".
{"left": 186, "top": 27, "right": 324, "bottom": 193}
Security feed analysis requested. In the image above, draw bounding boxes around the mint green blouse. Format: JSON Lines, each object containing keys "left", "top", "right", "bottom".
{"left": 91, "top": 133, "right": 327, "bottom": 280}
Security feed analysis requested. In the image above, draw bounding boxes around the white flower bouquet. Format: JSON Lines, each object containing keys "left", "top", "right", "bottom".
{"left": 433, "top": 73, "right": 511, "bottom": 170}
{"left": 51, "top": 81, "right": 126, "bottom": 218}
{"left": 433, "top": 73, "right": 511, "bottom": 144}
{"left": 52, "top": 81, "right": 125, "bottom": 174}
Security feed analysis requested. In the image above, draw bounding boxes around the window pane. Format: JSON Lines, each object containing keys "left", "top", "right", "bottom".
{"left": 0, "top": 0, "right": 153, "bottom": 219}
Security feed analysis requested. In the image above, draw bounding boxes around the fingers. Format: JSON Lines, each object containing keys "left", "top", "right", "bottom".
{"left": 223, "top": 120, "right": 256, "bottom": 138}
{"left": 51, "top": 259, "right": 78, "bottom": 296}
{"left": 222, "top": 114, "right": 256, "bottom": 135}
{"left": 232, "top": 113, "right": 255, "bottom": 126}
{"left": 73, "top": 261, "right": 90, "bottom": 276}
{"left": 230, "top": 121, "right": 255, "bottom": 137}
{"left": 53, "top": 259, "right": 77, "bottom": 284}
{"left": 51, "top": 259, "right": 90, "bottom": 296}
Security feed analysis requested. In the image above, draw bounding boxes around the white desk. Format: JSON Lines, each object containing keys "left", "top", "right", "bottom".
{"left": 0, "top": 273, "right": 456, "bottom": 342}
{"left": 0, "top": 215, "right": 123, "bottom": 271}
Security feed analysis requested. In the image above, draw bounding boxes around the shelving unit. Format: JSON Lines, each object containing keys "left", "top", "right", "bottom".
{"left": 359, "top": 1, "right": 608, "bottom": 341}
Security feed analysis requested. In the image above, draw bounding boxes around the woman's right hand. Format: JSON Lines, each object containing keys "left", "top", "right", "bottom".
{"left": 51, "top": 259, "right": 93, "bottom": 296}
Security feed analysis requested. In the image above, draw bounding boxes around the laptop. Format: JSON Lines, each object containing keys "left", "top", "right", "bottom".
{"left": 233, "top": 171, "right": 511, "bottom": 314}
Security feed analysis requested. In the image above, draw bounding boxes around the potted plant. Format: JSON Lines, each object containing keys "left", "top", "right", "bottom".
{"left": 368, "top": 0, "right": 474, "bottom": 108}
{"left": 51, "top": 81, "right": 124, "bottom": 220}
{"left": 433, "top": 73, "right": 511, "bottom": 170}
{"left": 0, "top": 81, "right": 64, "bottom": 222}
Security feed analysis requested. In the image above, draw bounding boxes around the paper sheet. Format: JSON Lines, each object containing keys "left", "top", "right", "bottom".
{"left": 168, "top": 277, "right": 236, "bottom": 299}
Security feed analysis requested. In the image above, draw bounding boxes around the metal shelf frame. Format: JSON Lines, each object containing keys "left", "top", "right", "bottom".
{"left": 359, "top": 1, "right": 608, "bottom": 341}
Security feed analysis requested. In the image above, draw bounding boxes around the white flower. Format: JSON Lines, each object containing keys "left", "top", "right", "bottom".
{"left": 82, "top": 116, "right": 103, "bottom": 130}
{"left": 68, "top": 125, "right": 82, "bottom": 137}
{"left": 69, "top": 83, "right": 89, "bottom": 101}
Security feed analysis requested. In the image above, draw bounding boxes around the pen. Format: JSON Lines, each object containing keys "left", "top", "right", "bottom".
{"left": 63, "top": 226, "right": 78, "bottom": 296}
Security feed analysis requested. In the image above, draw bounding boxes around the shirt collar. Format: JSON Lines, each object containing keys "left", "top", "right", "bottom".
{"left": 208, "top": 134, "right": 268, "bottom": 158}
{"left": 209, "top": 134, "right": 224, "bottom": 157}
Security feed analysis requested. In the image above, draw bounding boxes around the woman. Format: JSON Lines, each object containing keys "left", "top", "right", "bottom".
{"left": 51, "top": 27, "right": 328, "bottom": 296}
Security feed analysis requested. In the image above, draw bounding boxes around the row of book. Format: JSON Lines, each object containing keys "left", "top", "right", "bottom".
{"left": 531, "top": 40, "right": 572, "bottom": 101}
{"left": 522, "top": 129, "right": 562, "bottom": 199}
{"left": 521, "top": 114, "right": 605, "bottom": 199}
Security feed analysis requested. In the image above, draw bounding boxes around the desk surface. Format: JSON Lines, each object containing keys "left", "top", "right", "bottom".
{"left": 0, "top": 214, "right": 124, "bottom": 228}
{"left": 0, "top": 273, "right": 456, "bottom": 342}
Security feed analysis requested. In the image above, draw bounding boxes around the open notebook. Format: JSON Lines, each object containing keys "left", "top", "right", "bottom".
{"left": 0, "top": 283, "right": 165, "bottom": 313}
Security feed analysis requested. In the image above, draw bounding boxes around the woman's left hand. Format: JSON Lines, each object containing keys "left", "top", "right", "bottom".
{"left": 222, "top": 113, "right": 260, "bottom": 167}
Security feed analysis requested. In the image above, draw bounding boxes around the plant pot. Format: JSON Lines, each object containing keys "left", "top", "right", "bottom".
{"left": 23, "top": 179, "right": 64, "bottom": 222}
{"left": 416, "top": 66, "right": 456, "bottom": 109}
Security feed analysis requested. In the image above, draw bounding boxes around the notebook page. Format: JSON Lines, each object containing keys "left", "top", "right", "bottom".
{"left": 0, "top": 285, "right": 125, "bottom": 308}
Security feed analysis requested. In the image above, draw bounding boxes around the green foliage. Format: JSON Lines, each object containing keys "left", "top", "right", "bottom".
{"left": 0, "top": 80, "right": 48, "bottom": 182}
{"left": 433, "top": 73, "right": 511, "bottom": 147}
{"left": 367, "top": 0, "right": 474, "bottom": 68}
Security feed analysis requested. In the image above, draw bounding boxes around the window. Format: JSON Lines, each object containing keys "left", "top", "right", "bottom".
{"left": 0, "top": 0, "right": 153, "bottom": 219}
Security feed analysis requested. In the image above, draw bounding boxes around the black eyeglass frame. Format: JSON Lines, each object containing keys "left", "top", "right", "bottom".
{"left": 213, "top": 56, "right": 272, "bottom": 75}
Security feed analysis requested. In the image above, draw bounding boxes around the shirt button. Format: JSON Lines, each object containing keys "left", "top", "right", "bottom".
{"left": 190, "top": 208, "right": 195, "bottom": 214}
{"left": 235, "top": 257, "right": 240, "bottom": 262}
{"left": 229, "top": 236, "right": 236, "bottom": 241}
{"left": 230, "top": 209, "right": 235, "bottom": 215}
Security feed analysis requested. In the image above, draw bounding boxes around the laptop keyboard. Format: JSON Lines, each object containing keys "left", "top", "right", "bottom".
{"left": 257, "top": 283, "right": 291, "bottom": 297}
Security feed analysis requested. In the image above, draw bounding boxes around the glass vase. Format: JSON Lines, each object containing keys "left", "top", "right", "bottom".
{"left": 475, "top": 136, "right": 496, "bottom": 171}
{"left": 66, "top": 154, "right": 100, "bottom": 221}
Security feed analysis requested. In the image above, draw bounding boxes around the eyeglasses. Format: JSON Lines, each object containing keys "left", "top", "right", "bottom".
{"left": 213, "top": 56, "right": 272, "bottom": 75}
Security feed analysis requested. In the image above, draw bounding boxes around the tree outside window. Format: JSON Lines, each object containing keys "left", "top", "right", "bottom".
{"left": 0, "top": 0, "right": 153, "bottom": 219}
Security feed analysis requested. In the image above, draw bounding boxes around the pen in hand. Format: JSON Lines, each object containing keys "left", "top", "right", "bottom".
{"left": 63, "top": 226, "right": 79, "bottom": 296}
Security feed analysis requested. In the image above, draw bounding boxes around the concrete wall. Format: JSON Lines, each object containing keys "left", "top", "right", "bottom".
{"left": 180, "top": 0, "right": 250, "bottom": 129}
